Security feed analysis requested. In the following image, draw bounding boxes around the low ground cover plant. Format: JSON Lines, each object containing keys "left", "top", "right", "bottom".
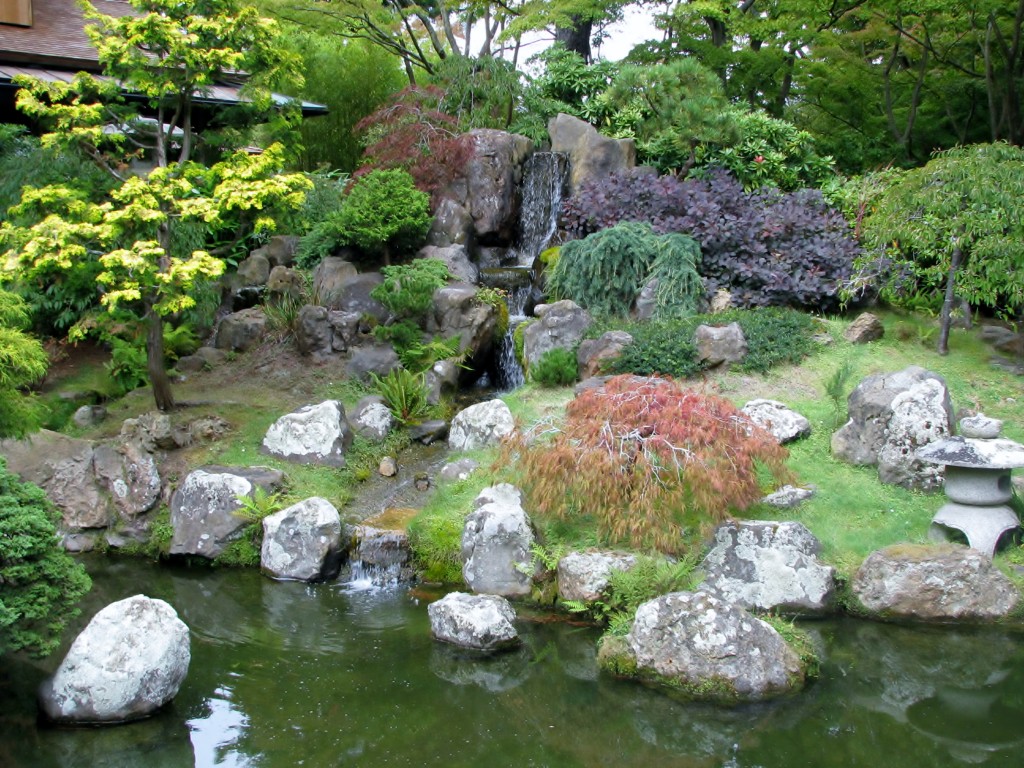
{"left": 498, "top": 375, "right": 792, "bottom": 554}
{"left": 599, "top": 307, "right": 816, "bottom": 379}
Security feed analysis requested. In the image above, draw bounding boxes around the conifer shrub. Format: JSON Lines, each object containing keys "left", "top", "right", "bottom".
{"left": 560, "top": 170, "right": 857, "bottom": 312}
{"left": 530, "top": 347, "right": 578, "bottom": 387}
{"left": 546, "top": 222, "right": 702, "bottom": 318}
{"left": 297, "top": 169, "right": 431, "bottom": 267}
{"left": 0, "top": 458, "right": 92, "bottom": 657}
{"left": 498, "top": 375, "right": 791, "bottom": 553}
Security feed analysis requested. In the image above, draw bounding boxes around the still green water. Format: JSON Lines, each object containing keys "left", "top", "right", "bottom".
{"left": 3, "top": 556, "right": 1024, "bottom": 768}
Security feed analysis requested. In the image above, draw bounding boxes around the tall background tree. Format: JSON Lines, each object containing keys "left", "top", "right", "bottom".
{"left": 0, "top": 0, "right": 312, "bottom": 410}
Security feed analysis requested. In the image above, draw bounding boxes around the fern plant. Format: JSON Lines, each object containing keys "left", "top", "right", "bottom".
{"left": 233, "top": 487, "right": 284, "bottom": 522}
{"left": 371, "top": 367, "right": 432, "bottom": 425}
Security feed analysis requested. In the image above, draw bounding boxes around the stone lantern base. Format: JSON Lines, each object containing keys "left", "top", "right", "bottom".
{"left": 929, "top": 502, "right": 1019, "bottom": 557}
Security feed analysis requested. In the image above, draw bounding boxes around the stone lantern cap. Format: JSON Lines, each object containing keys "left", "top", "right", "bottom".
{"left": 917, "top": 436, "right": 1024, "bottom": 470}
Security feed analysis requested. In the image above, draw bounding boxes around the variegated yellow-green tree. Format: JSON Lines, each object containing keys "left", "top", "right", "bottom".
{"left": 0, "top": 0, "right": 311, "bottom": 410}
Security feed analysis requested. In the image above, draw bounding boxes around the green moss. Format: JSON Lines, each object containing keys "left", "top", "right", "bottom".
{"left": 762, "top": 614, "right": 820, "bottom": 680}
{"left": 214, "top": 522, "right": 264, "bottom": 568}
{"left": 596, "top": 634, "right": 637, "bottom": 676}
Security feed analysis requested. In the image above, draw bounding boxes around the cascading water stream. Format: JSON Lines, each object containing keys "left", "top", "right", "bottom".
{"left": 489, "top": 152, "right": 568, "bottom": 390}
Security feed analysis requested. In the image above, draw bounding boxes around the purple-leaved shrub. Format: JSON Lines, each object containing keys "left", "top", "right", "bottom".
{"left": 561, "top": 170, "right": 858, "bottom": 311}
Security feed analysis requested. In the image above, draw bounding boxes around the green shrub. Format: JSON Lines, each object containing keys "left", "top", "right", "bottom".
{"left": 372, "top": 258, "right": 450, "bottom": 319}
{"left": 0, "top": 457, "right": 92, "bottom": 657}
{"left": 0, "top": 288, "right": 47, "bottom": 438}
{"left": 530, "top": 347, "right": 578, "bottom": 387}
{"left": 407, "top": 478, "right": 480, "bottom": 584}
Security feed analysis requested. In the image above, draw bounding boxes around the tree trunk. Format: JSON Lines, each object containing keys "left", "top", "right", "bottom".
{"left": 149, "top": 220, "right": 175, "bottom": 410}
{"left": 146, "top": 303, "right": 175, "bottom": 411}
{"left": 937, "top": 245, "right": 964, "bottom": 356}
{"left": 555, "top": 16, "right": 593, "bottom": 63}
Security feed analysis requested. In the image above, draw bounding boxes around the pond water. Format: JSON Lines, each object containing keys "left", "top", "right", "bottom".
{"left": 3, "top": 557, "right": 1024, "bottom": 768}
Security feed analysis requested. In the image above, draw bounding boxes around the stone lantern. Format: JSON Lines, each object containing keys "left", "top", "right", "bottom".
{"left": 917, "top": 415, "right": 1024, "bottom": 557}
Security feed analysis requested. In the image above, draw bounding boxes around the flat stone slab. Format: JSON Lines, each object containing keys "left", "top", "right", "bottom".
{"left": 917, "top": 436, "right": 1024, "bottom": 470}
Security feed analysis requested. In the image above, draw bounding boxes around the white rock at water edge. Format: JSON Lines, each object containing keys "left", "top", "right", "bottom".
{"left": 39, "top": 595, "right": 190, "bottom": 724}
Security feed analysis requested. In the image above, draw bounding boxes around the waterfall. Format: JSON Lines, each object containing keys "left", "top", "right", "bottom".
{"left": 345, "top": 527, "right": 411, "bottom": 590}
{"left": 509, "top": 152, "right": 568, "bottom": 269}
{"left": 486, "top": 152, "right": 568, "bottom": 390}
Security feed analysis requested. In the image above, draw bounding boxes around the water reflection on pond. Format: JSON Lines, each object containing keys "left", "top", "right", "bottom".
{"left": 2, "top": 556, "right": 1024, "bottom": 767}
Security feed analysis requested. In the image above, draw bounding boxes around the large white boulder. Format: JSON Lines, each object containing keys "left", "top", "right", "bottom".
{"left": 852, "top": 544, "right": 1020, "bottom": 622}
{"left": 461, "top": 484, "right": 535, "bottom": 597}
{"left": 701, "top": 521, "right": 836, "bottom": 614}
{"left": 261, "top": 497, "right": 345, "bottom": 582}
{"left": 741, "top": 399, "right": 811, "bottom": 444}
{"left": 39, "top": 595, "right": 190, "bottom": 724}
{"left": 261, "top": 400, "right": 353, "bottom": 467}
{"left": 169, "top": 465, "right": 285, "bottom": 558}
{"left": 449, "top": 399, "right": 515, "bottom": 451}
{"left": 623, "top": 591, "right": 807, "bottom": 703}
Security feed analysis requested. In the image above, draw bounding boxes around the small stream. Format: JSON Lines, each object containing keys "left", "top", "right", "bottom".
{"left": 3, "top": 557, "right": 1024, "bottom": 767}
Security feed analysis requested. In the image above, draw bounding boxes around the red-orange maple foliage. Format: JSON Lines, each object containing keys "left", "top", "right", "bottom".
{"left": 501, "top": 375, "right": 792, "bottom": 553}
{"left": 355, "top": 86, "right": 474, "bottom": 208}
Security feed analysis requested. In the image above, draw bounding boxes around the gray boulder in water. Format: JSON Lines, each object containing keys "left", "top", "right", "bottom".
{"left": 428, "top": 592, "right": 520, "bottom": 651}
{"left": 39, "top": 595, "right": 190, "bottom": 724}
{"left": 617, "top": 591, "right": 807, "bottom": 703}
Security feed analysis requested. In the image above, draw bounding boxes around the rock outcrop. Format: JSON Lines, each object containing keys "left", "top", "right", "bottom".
{"left": 832, "top": 366, "right": 953, "bottom": 490}
{"left": 615, "top": 591, "right": 807, "bottom": 703}
{"left": 548, "top": 113, "right": 637, "bottom": 194}
{"left": 741, "top": 400, "right": 811, "bottom": 444}
{"left": 215, "top": 307, "right": 267, "bottom": 352}
{"left": 261, "top": 497, "right": 345, "bottom": 582}
{"left": 169, "top": 465, "right": 285, "bottom": 558}
{"left": 449, "top": 399, "right": 515, "bottom": 451}
{"left": 577, "top": 331, "right": 633, "bottom": 379}
{"left": 694, "top": 322, "right": 747, "bottom": 367}
{"left": 461, "top": 484, "right": 535, "bottom": 597}
{"left": 701, "top": 521, "right": 836, "bottom": 614}
{"left": 262, "top": 400, "right": 353, "bottom": 468}
{"left": 522, "top": 300, "right": 593, "bottom": 370}
{"left": 557, "top": 551, "right": 637, "bottom": 603}
{"left": 851, "top": 544, "right": 1020, "bottom": 622}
